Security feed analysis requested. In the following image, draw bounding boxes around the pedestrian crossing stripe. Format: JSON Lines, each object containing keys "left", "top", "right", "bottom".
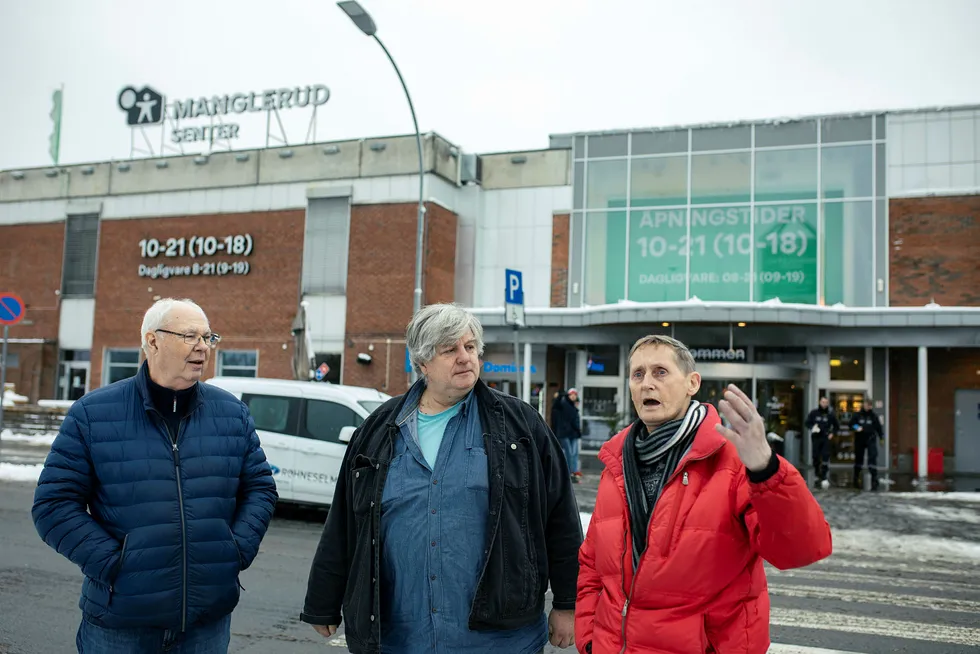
{"left": 771, "top": 608, "right": 980, "bottom": 647}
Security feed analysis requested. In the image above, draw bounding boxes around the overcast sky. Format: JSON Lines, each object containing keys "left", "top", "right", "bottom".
{"left": 2, "top": 0, "right": 979, "bottom": 170}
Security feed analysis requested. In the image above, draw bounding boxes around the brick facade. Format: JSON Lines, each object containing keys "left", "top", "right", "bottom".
{"left": 888, "top": 347, "right": 980, "bottom": 469}
{"left": 343, "top": 202, "right": 457, "bottom": 394}
{"left": 889, "top": 196, "right": 980, "bottom": 306}
{"left": 550, "top": 213, "right": 570, "bottom": 308}
{"left": 90, "top": 210, "right": 305, "bottom": 388}
{"left": 0, "top": 221, "right": 65, "bottom": 402}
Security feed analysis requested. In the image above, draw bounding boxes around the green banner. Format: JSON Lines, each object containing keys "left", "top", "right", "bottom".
{"left": 624, "top": 203, "right": 818, "bottom": 303}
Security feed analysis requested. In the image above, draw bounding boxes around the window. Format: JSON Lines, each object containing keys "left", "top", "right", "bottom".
{"left": 104, "top": 349, "right": 140, "bottom": 384}
{"left": 217, "top": 350, "right": 258, "bottom": 377}
{"left": 302, "top": 399, "right": 363, "bottom": 444}
{"left": 631, "top": 130, "right": 687, "bottom": 156}
{"left": 630, "top": 156, "right": 687, "bottom": 207}
{"left": 242, "top": 393, "right": 300, "bottom": 435}
{"left": 627, "top": 208, "right": 687, "bottom": 302}
{"left": 821, "top": 145, "right": 873, "bottom": 199}
{"left": 302, "top": 197, "right": 351, "bottom": 294}
{"left": 829, "top": 348, "right": 866, "bottom": 381}
{"left": 755, "top": 120, "right": 817, "bottom": 148}
{"left": 313, "top": 352, "right": 342, "bottom": 384}
{"left": 0, "top": 352, "right": 19, "bottom": 368}
{"left": 690, "top": 152, "right": 751, "bottom": 204}
{"left": 822, "top": 201, "right": 873, "bottom": 307}
{"left": 62, "top": 214, "right": 99, "bottom": 297}
{"left": 691, "top": 126, "right": 751, "bottom": 151}
{"left": 586, "top": 159, "right": 628, "bottom": 209}
{"left": 821, "top": 116, "right": 872, "bottom": 144}
{"left": 584, "top": 211, "right": 626, "bottom": 305}
{"left": 586, "top": 347, "right": 620, "bottom": 377}
{"left": 587, "top": 134, "right": 628, "bottom": 158}
{"left": 754, "top": 148, "right": 818, "bottom": 201}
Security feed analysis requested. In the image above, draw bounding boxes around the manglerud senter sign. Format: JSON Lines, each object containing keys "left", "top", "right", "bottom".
{"left": 117, "top": 84, "right": 330, "bottom": 144}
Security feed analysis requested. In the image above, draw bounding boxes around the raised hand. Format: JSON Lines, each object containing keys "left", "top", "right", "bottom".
{"left": 715, "top": 384, "right": 773, "bottom": 472}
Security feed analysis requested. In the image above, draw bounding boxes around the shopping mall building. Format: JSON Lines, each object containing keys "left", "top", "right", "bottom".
{"left": 1, "top": 103, "right": 979, "bottom": 482}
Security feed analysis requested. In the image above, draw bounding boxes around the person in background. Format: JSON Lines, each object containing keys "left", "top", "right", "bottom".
{"left": 301, "top": 303, "right": 582, "bottom": 653}
{"left": 851, "top": 397, "right": 884, "bottom": 491}
{"left": 32, "top": 298, "right": 278, "bottom": 653}
{"left": 805, "top": 396, "right": 839, "bottom": 489}
{"left": 552, "top": 388, "right": 583, "bottom": 483}
{"left": 576, "top": 335, "right": 832, "bottom": 654}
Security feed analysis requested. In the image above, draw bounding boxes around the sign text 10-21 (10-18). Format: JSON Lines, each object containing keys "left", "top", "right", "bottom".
{"left": 138, "top": 234, "right": 253, "bottom": 258}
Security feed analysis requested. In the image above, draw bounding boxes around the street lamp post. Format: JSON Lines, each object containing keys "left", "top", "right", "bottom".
{"left": 338, "top": 1, "right": 425, "bottom": 384}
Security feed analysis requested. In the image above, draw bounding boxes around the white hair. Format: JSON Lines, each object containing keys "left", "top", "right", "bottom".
{"left": 406, "top": 303, "right": 485, "bottom": 376}
{"left": 140, "top": 298, "right": 208, "bottom": 354}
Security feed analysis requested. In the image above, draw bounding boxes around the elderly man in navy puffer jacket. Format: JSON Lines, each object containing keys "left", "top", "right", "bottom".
{"left": 32, "top": 298, "right": 278, "bottom": 653}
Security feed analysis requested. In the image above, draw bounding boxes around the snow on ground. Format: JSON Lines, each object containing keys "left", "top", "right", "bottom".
{"left": 0, "top": 462, "right": 43, "bottom": 483}
{"left": 892, "top": 502, "right": 980, "bottom": 525}
{"left": 580, "top": 512, "right": 980, "bottom": 561}
{"left": 0, "top": 429, "right": 58, "bottom": 446}
{"left": 889, "top": 492, "right": 980, "bottom": 503}
{"left": 825, "top": 528, "right": 980, "bottom": 561}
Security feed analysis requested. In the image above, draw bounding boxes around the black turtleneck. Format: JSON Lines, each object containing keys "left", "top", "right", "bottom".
{"left": 144, "top": 364, "right": 197, "bottom": 441}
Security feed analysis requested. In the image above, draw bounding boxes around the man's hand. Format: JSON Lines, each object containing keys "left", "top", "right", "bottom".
{"left": 548, "top": 608, "right": 575, "bottom": 648}
{"left": 715, "top": 384, "right": 772, "bottom": 472}
{"left": 312, "top": 625, "right": 337, "bottom": 638}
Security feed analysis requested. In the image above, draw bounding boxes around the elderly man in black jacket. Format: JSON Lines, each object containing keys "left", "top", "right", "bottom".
{"left": 300, "top": 303, "right": 582, "bottom": 654}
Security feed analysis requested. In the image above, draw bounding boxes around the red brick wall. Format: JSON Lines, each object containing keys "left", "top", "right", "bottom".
{"left": 90, "top": 210, "right": 305, "bottom": 388}
{"left": 0, "top": 221, "right": 65, "bottom": 342}
{"left": 888, "top": 347, "right": 980, "bottom": 465}
{"left": 551, "top": 213, "right": 570, "bottom": 307}
{"left": 343, "top": 202, "right": 457, "bottom": 394}
{"left": 889, "top": 197, "right": 980, "bottom": 306}
{"left": 0, "top": 221, "right": 65, "bottom": 402}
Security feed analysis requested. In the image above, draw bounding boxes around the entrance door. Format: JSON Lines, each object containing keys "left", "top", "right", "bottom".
{"left": 826, "top": 391, "right": 865, "bottom": 466}
{"left": 954, "top": 389, "right": 980, "bottom": 474}
{"left": 58, "top": 362, "right": 89, "bottom": 401}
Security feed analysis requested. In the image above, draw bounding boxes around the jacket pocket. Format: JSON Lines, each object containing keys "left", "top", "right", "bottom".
{"left": 465, "top": 447, "right": 489, "bottom": 492}
{"left": 110, "top": 534, "right": 129, "bottom": 591}
{"left": 227, "top": 523, "right": 243, "bottom": 570}
{"left": 350, "top": 455, "right": 379, "bottom": 516}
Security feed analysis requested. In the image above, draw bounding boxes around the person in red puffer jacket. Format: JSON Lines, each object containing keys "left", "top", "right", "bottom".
{"left": 576, "top": 335, "right": 832, "bottom": 654}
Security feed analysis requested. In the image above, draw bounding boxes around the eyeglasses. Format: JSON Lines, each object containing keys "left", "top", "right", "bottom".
{"left": 156, "top": 329, "right": 222, "bottom": 348}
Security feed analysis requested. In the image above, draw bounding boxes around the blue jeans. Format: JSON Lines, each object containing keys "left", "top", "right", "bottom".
{"left": 559, "top": 437, "right": 580, "bottom": 474}
{"left": 76, "top": 614, "right": 231, "bottom": 653}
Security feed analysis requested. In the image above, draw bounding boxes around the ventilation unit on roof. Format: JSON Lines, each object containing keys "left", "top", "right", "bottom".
{"left": 459, "top": 153, "right": 482, "bottom": 185}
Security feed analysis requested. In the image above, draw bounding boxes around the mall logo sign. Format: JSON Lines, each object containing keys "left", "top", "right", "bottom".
{"left": 117, "top": 83, "right": 330, "bottom": 144}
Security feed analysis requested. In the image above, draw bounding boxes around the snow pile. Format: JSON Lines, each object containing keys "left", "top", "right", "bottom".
{"left": 889, "top": 492, "right": 980, "bottom": 503}
{"left": 0, "top": 429, "right": 58, "bottom": 446}
{"left": 0, "top": 462, "right": 43, "bottom": 484}
{"left": 2, "top": 390, "right": 29, "bottom": 406}
{"left": 831, "top": 528, "right": 980, "bottom": 561}
{"left": 893, "top": 503, "right": 980, "bottom": 525}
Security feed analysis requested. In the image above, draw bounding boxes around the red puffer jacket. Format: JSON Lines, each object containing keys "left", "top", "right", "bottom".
{"left": 576, "top": 404, "right": 832, "bottom": 653}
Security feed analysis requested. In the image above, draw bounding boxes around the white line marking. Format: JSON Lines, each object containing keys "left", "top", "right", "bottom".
{"left": 771, "top": 608, "right": 980, "bottom": 647}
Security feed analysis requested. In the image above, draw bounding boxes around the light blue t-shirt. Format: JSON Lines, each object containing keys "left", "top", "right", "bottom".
{"left": 416, "top": 402, "right": 464, "bottom": 468}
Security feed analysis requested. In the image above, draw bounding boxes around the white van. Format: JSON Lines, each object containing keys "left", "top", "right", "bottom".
{"left": 206, "top": 376, "right": 391, "bottom": 508}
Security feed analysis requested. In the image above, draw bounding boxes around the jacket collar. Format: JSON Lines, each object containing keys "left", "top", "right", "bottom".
{"left": 391, "top": 377, "right": 497, "bottom": 427}
{"left": 599, "top": 402, "right": 725, "bottom": 477}
{"left": 134, "top": 360, "right": 205, "bottom": 414}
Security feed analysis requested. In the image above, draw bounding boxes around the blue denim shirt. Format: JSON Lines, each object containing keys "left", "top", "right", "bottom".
{"left": 378, "top": 385, "right": 547, "bottom": 654}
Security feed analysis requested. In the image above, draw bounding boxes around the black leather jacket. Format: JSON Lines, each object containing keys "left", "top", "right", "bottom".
{"left": 299, "top": 379, "right": 582, "bottom": 653}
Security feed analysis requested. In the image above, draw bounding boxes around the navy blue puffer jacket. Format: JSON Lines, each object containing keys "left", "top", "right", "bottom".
{"left": 31, "top": 363, "right": 278, "bottom": 631}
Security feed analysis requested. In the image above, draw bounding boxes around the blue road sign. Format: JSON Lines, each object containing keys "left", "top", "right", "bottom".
{"left": 0, "top": 293, "right": 25, "bottom": 325}
{"left": 505, "top": 269, "right": 524, "bottom": 306}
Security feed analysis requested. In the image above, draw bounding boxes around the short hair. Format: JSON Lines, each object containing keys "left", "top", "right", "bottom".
{"left": 406, "top": 303, "right": 485, "bottom": 376}
{"left": 141, "top": 298, "right": 207, "bottom": 354}
{"left": 628, "top": 335, "right": 696, "bottom": 375}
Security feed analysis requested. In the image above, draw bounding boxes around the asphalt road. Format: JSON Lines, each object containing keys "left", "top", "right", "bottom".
{"left": 1, "top": 464, "right": 979, "bottom": 653}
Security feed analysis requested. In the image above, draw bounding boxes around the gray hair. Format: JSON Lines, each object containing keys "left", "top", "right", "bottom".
{"left": 141, "top": 298, "right": 207, "bottom": 354}
{"left": 628, "top": 334, "right": 697, "bottom": 375}
{"left": 406, "top": 303, "right": 485, "bottom": 376}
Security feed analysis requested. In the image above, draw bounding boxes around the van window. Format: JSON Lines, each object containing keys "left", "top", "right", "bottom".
{"left": 242, "top": 393, "right": 300, "bottom": 436}
{"left": 358, "top": 400, "right": 384, "bottom": 414}
{"left": 303, "top": 399, "right": 364, "bottom": 444}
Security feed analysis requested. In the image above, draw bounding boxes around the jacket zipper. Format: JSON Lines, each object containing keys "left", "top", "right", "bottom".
{"left": 617, "top": 453, "right": 714, "bottom": 653}
{"left": 152, "top": 404, "right": 198, "bottom": 633}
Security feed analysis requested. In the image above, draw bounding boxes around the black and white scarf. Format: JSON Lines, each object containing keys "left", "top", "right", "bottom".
{"left": 623, "top": 400, "right": 707, "bottom": 570}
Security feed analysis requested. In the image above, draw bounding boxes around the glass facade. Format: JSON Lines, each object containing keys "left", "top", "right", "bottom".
{"left": 575, "top": 115, "right": 885, "bottom": 306}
